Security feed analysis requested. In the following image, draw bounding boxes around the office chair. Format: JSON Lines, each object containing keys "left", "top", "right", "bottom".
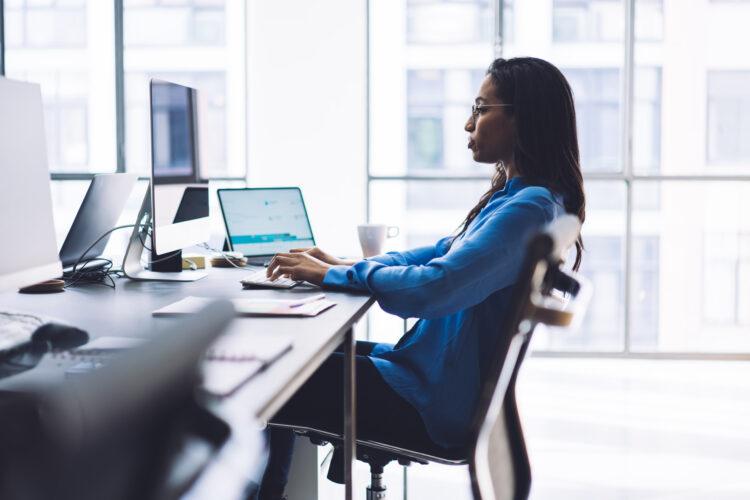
{"left": 270, "top": 214, "right": 590, "bottom": 500}
{"left": 0, "top": 301, "right": 238, "bottom": 500}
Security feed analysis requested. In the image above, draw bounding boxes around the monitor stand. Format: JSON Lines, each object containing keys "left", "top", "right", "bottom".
{"left": 122, "top": 190, "right": 207, "bottom": 282}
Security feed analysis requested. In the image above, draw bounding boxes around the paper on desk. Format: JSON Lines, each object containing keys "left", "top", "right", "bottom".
{"left": 152, "top": 295, "right": 336, "bottom": 317}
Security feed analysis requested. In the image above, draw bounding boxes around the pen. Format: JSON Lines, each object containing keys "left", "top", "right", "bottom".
{"left": 289, "top": 293, "right": 326, "bottom": 308}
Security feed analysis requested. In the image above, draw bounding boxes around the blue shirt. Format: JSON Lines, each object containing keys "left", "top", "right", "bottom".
{"left": 323, "top": 177, "right": 564, "bottom": 448}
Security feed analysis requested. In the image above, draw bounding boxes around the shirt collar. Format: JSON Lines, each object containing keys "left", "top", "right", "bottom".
{"left": 488, "top": 176, "right": 528, "bottom": 202}
{"left": 504, "top": 176, "right": 528, "bottom": 195}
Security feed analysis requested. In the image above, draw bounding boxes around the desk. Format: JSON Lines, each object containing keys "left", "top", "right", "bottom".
{"left": 0, "top": 267, "right": 375, "bottom": 500}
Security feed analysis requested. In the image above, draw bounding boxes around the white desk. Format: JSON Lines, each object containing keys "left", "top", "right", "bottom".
{"left": 0, "top": 267, "right": 375, "bottom": 500}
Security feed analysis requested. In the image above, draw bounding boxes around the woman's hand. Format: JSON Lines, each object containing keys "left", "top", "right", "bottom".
{"left": 289, "top": 247, "right": 356, "bottom": 266}
{"left": 266, "top": 252, "right": 332, "bottom": 285}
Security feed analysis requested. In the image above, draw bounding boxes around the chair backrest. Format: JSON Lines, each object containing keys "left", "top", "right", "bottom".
{"left": 0, "top": 300, "right": 235, "bottom": 500}
{"left": 469, "top": 214, "right": 590, "bottom": 500}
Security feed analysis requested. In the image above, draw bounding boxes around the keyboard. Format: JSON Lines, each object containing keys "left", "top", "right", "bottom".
{"left": 0, "top": 312, "right": 43, "bottom": 352}
{"left": 241, "top": 269, "right": 300, "bottom": 289}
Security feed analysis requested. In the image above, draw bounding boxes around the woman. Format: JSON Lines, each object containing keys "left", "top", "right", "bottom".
{"left": 254, "top": 56, "right": 585, "bottom": 499}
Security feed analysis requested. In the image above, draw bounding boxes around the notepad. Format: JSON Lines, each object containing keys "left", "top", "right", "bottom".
{"left": 152, "top": 294, "right": 336, "bottom": 317}
{"left": 201, "top": 331, "right": 293, "bottom": 397}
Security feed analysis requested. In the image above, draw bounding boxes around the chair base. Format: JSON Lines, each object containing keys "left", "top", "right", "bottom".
{"left": 366, "top": 471, "right": 387, "bottom": 499}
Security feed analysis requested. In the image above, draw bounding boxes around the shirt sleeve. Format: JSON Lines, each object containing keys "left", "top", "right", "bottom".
{"left": 323, "top": 197, "right": 557, "bottom": 319}
{"left": 365, "top": 236, "right": 453, "bottom": 266}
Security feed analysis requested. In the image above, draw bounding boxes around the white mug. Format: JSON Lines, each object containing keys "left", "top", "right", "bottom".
{"left": 358, "top": 224, "right": 399, "bottom": 258}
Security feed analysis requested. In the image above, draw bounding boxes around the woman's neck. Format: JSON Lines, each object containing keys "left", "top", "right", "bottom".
{"left": 504, "top": 161, "right": 519, "bottom": 180}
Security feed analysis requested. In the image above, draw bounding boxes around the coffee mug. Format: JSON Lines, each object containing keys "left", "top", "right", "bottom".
{"left": 357, "top": 224, "right": 399, "bottom": 257}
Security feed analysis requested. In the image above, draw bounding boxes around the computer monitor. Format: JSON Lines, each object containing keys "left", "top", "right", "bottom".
{"left": 0, "top": 78, "right": 62, "bottom": 292}
{"left": 150, "top": 80, "right": 210, "bottom": 256}
{"left": 58, "top": 173, "right": 138, "bottom": 273}
{"left": 122, "top": 80, "right": 209, "bottom": 282}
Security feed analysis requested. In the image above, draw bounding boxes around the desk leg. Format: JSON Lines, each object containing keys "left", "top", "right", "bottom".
{"left": 343, "top": 326, "right": 356, "bottom": 500}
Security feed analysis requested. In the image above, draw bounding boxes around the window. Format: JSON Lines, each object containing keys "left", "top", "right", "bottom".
{"left": 370, "top": 0, "right": 750, "bottom": 357}
{"left": 564, "top": 68, "right": 622, "bottom": 172}
{"left": 707, "top": 71, "right": 750, "bottom": 165}
{"left": 407, "top": 0, "right": 493, "bottom": 45}
{"left": 124, "top": 0, "right": 246, "bottom": 178}
{"left": 553, "top": 0, "right": 624, "bottom": 42}
{"left": 406, "top": 69, "right": 485, "bottom": 172}
{"left": 4, "top": 1, "right": 117, "bottom": 173}
{"left": 1, "top": 0, "right": 247, "bottom": 262}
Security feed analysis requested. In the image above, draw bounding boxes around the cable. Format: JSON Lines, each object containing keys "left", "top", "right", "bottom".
{"left": 63, "top": 257, "right": 116, "bottom": 289}
{"left": 68, "top": 224, "right": 138, "bottom": 277}
{"left": 65, "top": 222, "right": 172, "bottom": 289}
{"left": 198, "top": 242, "right": 250, "bottom": 270}
{"left": 63, "top": 224, "right": 140, "bottom": 290}
{"left": 65, "top": 223, "right": 212, "bottom": 289}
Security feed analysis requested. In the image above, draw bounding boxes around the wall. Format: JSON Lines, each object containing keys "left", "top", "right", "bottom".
{"left": 246, "top": 0, "right": 367, "bottom": 257}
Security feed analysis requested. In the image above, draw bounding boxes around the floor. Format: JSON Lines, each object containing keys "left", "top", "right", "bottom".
{"left": 321, "top": 358, "right": 750, "bottom": 499}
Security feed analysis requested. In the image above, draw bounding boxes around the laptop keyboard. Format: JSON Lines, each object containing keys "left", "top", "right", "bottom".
{"left": 241, "top": 269, "right": 299, "bottom": 289}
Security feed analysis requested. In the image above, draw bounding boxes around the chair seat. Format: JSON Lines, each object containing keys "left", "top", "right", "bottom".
{"left": 269, "top": 421, "right": 468, "bottom": 466}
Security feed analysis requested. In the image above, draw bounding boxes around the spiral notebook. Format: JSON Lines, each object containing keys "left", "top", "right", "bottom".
{"left": 201, "top": 329, "right": 293, "bottom": 397}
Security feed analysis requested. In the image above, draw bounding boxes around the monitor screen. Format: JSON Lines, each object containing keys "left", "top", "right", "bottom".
{"left": 150, "top": 80, "right": 196, "bottom": 181}
{"left": 149, "top": 80, "right": 210, "bottom": 256}
{"left": 218, "top": 188, "right": 315, "bottom": 257}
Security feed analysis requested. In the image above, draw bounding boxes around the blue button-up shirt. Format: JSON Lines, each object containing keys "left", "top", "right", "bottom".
{"left": 323, "top": 177, "right": 564, "bottom": 448}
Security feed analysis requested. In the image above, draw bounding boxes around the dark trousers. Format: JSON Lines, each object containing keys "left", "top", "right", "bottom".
{"left": 252, "top": 341, "right": 431, "bottom": 500}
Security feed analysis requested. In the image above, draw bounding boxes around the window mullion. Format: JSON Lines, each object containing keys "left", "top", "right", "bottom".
{"left": 0, "top": 0, "right": 5, "bottom": 76}
{"left": 622, "top": 0, "right": 636, "bottom": 354}
{"left": 494, "top": 0, "right": 504, "bottom": 58}
{"left": 114, "top": 0, "right": 125, "bottom": 173}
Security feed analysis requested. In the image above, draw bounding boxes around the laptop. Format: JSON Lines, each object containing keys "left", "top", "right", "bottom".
{"left": 59, "top": 173, "right": 138, "bottom": 274}
{"left": 217, "top": 187, "right": 316, "bottom": 266}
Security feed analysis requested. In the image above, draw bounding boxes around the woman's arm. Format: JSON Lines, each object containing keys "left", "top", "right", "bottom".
{"left": 323, "top": 197, "right": 558, "bottom": 319}
{"left": 365, "top": 236, "right": 453, "bottom": 266}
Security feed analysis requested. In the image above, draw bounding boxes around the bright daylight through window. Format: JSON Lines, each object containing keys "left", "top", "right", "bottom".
{"left": 368, "top": 0, "right": 750, "bottom": 355}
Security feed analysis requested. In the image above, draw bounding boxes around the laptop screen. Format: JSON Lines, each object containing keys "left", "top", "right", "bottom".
{"left": 218, "top": 188, "right": 315, "bottom": 257}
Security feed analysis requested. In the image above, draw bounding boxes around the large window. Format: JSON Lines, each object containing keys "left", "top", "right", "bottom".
{"left": 369, "top": 0, "right": 750, "bottom": 357}
{"left": 0, "top": 0, "right": 247, "bottom": 253}
{"left": 4, "top": 1, "right": 116, "bottom": 173}
{"left": 123, "top": 0, "right": 246, "bottom": 178}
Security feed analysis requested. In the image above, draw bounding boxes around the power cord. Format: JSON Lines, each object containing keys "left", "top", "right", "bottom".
{"left": 63, "top": 223, "right": 192, "bottom": 289}
{"left": 63, "top": 224, "right": 138, "bottom": 289}
{"left": 198, "top": 243, "right": 250, "bottom": 270}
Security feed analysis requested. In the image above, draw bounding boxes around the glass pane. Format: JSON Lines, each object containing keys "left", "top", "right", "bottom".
{"left": 533, "top": 180, "right": 627, "bottom": 352}
{"left": 504, "top": 1, "right": 626, "bottom": 173}
{"left": 123, "top": 0, "right": 246, "bottom": 178}
{"left": 553, "top": 0, "right": 624, "bottom": 42}
{"left": 407, "top": 0, "right": 492, "bottom": 45}
{"left": 370, "top": 0, "right": 494, "bottom": 176}
{"left": 4, "top": 1, "right": 117, "bottom": 173}
{"left": 634, "top": 0, "right": 750, "bottom": 175}
{"left": 370, "top": 179, "right": 490, "bottom": 252}
{"left": 632, "top": 181, "right": 750, "bottom": 352}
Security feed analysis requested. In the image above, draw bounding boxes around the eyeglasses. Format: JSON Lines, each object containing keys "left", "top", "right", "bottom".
{"left": 470, "top": 103, "right": 512, "bottom": 119}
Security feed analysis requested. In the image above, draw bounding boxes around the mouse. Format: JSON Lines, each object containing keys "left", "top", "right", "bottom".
{"left": 31, "top": 323, "right": 90, "bottom": 350}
